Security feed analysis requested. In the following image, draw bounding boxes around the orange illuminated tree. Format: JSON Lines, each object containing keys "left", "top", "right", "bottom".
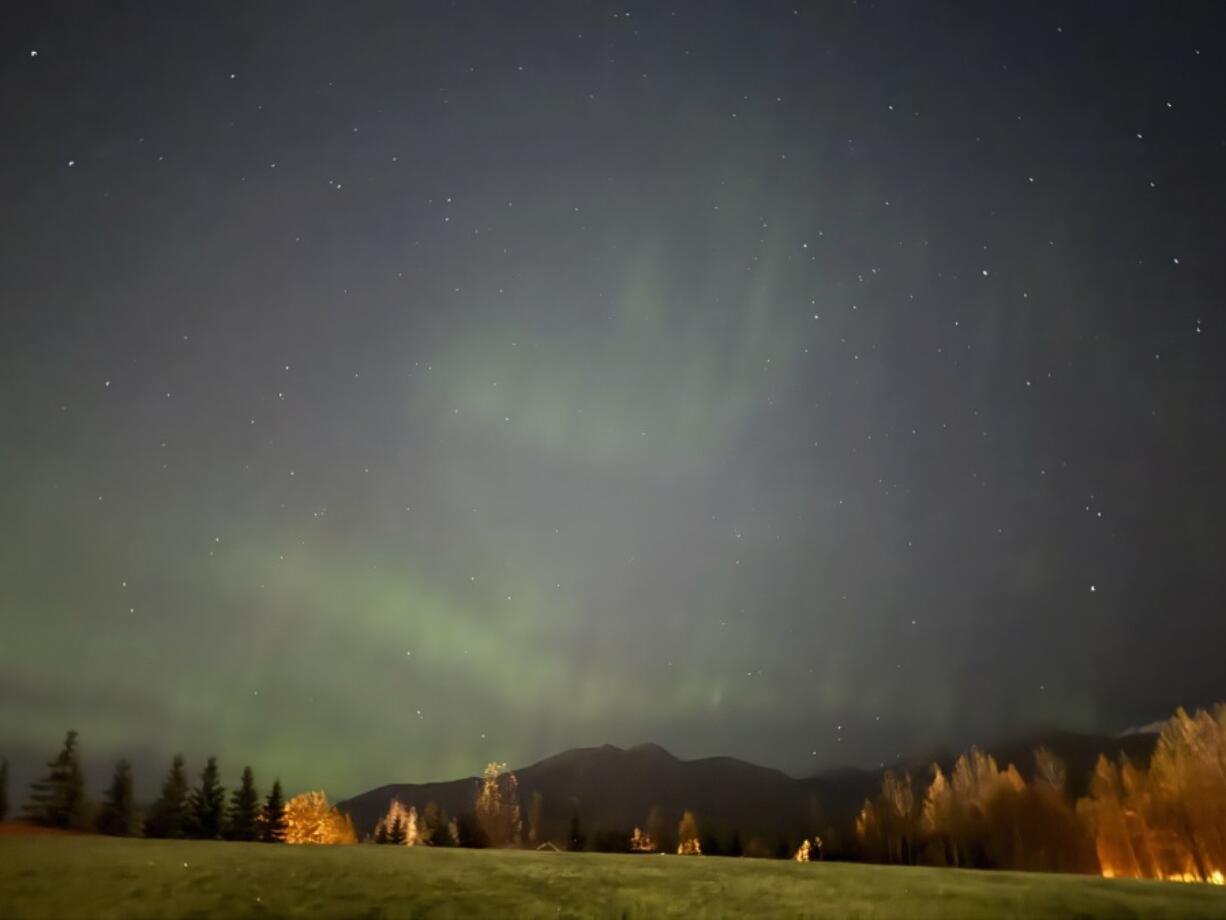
{"left": 475, "top": 762, "right": 522, "bottom": 847}
{"left": 373, "top": 799, "right": 419, "bottom": 846}
{"left": 282, "top": 790, "right": 357, "bottom": 845}
{"left": 676, "top": 810, "right": 701, "bottom": 855}
{"left": 1078, "top": 705, "right": 1226, "bottom": 883}
{"left": 629, "top": 826, "right": 657, "bottom": 852}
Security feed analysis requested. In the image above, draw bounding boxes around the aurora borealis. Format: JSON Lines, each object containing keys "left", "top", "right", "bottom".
{"left": 2, "top": 2, "right": 1225, "bottom": 801}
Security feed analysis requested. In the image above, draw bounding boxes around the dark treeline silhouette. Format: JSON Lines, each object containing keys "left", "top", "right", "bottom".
{"left": 363, "top": 761, "right": 767, "bottom": 861}
{"left": 22, "top": 730, "right": 86, "bottom": 829}
{"left": 96, "top": 759, "right": 135, "bottom": 836}
{"left": 567, "top": 814, "right": 585, "bottom": 851}
{"left": 228, "top": 766, "right": 262, "bottom": 841}
{"left": 142, "top": 753, "right": 188, "bottom": 837}
{"left": 9, "top": 703, "right": 1225, "bottom": 882}
{"left": 15, "top": 731, "right": 287, "bottom": 843}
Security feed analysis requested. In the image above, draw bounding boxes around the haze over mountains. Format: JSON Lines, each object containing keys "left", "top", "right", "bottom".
{"left": 338, "top": 730, "right": 1159, "bottom": 855}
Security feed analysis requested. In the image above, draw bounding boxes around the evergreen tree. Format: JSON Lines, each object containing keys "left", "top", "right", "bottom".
{"left": 528, "top": 791, "right": 544, "bottom": 844}
{"left": 645, "top": 805, "right": 666, "bottom": 853}
{"left": 261, "top": 778, "right": 287, "bottom": 842}
{"left": 420, "top": 799, "right": 453, "bottom": 846}
{"left": 374, "top": 822, "right": 389, "bottom": 844}
{"left": 96, "top": 759, "right": 135, "bottom": 836}
{"left": 420, "top": 800, "right": 442, "bottom": 845}
{"left": 567, "top": 814, "right": 586, "bottom": 851}
{"left": 593, "top": 828, "right": 631, "bottom": 852}
{"left": 145, "top": 754, "right": 189, "bottom": 838}
{"left": 0, "top": 757, "right": 8, "bottom": 822}
{"left": 23, "top": 730, "right": 86, "bottom": 829}
{"left": 728, "top": 829, "right": 743, "bottom": 857}
{"left": 433, "top": 811, "right": 456, "bottom": 846}
{"left": 187, "top": 756, "right": 226, "bottom": 839}
{"left": 226, "top": 766, "right": 260, "bottom": 841}
{"left": 388, "top": 814, "right": 407, "bottom": 845}
{"left": 453, "top": 812, "right": 488, "bottom": 848}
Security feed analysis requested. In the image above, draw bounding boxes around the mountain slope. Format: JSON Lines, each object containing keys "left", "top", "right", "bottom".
{"left": 339, "top": 742, "right": 817, "bottom": 850}
{"left": 338, "top": 731, "right": 1160, "bottom": 853}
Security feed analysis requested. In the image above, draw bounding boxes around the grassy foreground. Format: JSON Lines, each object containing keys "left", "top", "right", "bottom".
{"left": 2, "top": 836, "right": 1225, "bottom": 920}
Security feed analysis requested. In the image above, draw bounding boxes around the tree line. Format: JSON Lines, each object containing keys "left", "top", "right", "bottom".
{"left": 13, "top": 705, "right": 1219, "bottom": 880}
{"left": 366, "top": 762, "right": 787, "bottom": 858}
{"left": 12, "top": 730, "right": 288, "bottom": 842}
{"left": 1080, "top": 705, "right": 1226, "bottom": 883}
{"left": 854, "top": 702, "right": 1226, "bottom": 883}
{"left": 0, "top": 745, "right": 813, "bottom": 860}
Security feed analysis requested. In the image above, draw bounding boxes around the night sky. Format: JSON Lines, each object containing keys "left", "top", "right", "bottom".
{"left": 2, "top": 1, "right": 1225, "bottom": 800}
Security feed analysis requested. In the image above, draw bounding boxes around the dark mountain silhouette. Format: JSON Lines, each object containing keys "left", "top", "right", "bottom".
{"left": 339, "top": 742, "right": 819, "bottom": 853}
{"left": 337, "top": 730, "right": 1160, "bottom": 855}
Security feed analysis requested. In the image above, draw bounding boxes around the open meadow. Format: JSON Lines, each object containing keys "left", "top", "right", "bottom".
{"left": 2, "top": 835, "right": 1225, "bottom": 920}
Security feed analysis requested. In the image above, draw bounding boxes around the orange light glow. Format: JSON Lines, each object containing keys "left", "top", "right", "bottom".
{"left": 1084, "top": 705, "right": 1226, "bottom": 886}
{"left": 282, "top": 790, "right": 357, "bottom": 845}
{"left": 373, "top": 799, "right": 419, "bottom": 846}
{"left": 675, "top": 810, "right": 701, "bottom": 855}
{"left": 629, "top": 826, "right": 657, "bottom": 853}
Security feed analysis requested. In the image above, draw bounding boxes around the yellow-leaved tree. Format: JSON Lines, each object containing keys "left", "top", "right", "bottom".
{"left": 283, "top": 790, "right": 357, "bottom": 845}
{"left": 475, "top": 762, "right": 522, "bottom": 847}
{"left": 1078, "top": 705, "right": 1226, "bottom": 883}
{"left": 629, "top": 826, "right": 657, "bottom": 852}
{"left": 856, "top": 769, "right": 918, "bottom": 864}
{"left": 676, "top": 810, "right": 701, "bottom": 855}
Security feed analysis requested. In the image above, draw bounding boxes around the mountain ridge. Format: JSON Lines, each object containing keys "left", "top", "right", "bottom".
{"left": 337, "top": 729, "right": 1159, "bottom": 854}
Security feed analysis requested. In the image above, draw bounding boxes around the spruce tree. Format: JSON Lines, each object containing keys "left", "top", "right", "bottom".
{"left": 187, "top": 756, "right": 226, "bottom": 839}
{"left": 0, "top": 757, "right": 8, "bottom": 822}
{"left": 388, "top": 814, "right": 406, "bottom": 845}
{"left": 374, "top": 822, "right": 389, "bottom": 844}
{"left": 567, "top": 814, "right": 586, "bottom": 851}
{"left": 23, "top": 730, "right": 86, "bottom": 829}
{"left": 728, "top": 829, "right": 743, "bottom": 857}
{"left": 97, "top": 759, "right": 135, "bottom": 836}
{"left": 421, "top": 800, "right": 447, "bottom": 846}
{"left": 454, "top": 812, "right": 487, "bottom": 848}
{"left": 261, "top": 778, "right": 287, "bottom": 842}
{"left": 145, "top": 754, "right": 189, "bottom": 838}
{"left": 226, "top": 766, "right": 260, "bottom": 841}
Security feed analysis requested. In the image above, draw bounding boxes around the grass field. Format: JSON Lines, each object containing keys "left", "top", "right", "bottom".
{"left": 2, "top": 835, "right": 1225, "bottom": 919}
